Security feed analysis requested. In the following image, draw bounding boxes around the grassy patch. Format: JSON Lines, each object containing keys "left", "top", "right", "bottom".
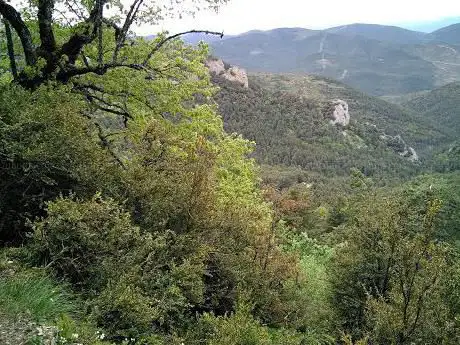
{"left": 0, "top": 274, "right": 75, "bottom": 322}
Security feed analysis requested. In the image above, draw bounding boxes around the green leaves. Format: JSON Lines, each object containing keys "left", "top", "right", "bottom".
{"left": 331, "top": 182, "right": 460, "bottom": 343}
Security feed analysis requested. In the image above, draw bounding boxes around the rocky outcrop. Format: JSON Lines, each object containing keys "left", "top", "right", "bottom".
{"left": 396, "top": 143, "right": 419, "bottom": 162}
{"left": 363, "top": 122, "right": 419, "bottom": 162}
{"left": 379, "top": 133, "right": 419, "bottom": 162}
{"left": 205, "top": 58, "right": 249, "bottom": 88}
{"left": 329, "top": 99, "right": 350, "bottom": 126}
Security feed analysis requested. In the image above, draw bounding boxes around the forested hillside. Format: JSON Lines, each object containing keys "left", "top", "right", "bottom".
{"left": 213, "top": 72, "right": 459, "bottom": 180}
{"left": 401, "top": 82, "right": 460, "bottom": 172}
{"left": 1, "top": 1, "right": 460, "bottom": 344}
{"left": 214, "top": 74, "right": 420, "bottom": 181}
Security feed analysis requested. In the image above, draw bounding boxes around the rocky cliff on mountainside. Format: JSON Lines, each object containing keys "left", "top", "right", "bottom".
{"left": 205, "top": 58, "right": 249, "bottom": 88}
{"left": 329, "top": 99, "right": 350, "bottom": 126}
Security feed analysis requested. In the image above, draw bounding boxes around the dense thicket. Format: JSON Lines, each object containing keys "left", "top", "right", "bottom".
{"left": 0, "top": 13, "right": 333, "bottom": 342}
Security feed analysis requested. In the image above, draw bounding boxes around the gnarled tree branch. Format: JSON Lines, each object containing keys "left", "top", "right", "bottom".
{"left": 0, "top": 0, "right": 36, "bottom": 65}
{"left": 37, "top": 0, "right": 56, "bottom": 53}
{"left": 2, "top": 17, "right": 18, "bottom": 78}
{"left": 60, "top": 0, "right": 106, "bottom": 64}
{"left": 112, "top": 0, "right": 144, "bottom": 62}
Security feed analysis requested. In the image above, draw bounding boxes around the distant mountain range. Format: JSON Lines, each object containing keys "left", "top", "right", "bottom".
{"left": 195, "top": 23, "right": 460, "bottom": 96}
{"left": 403, "top": 16, "right": 460, "bottom": 33}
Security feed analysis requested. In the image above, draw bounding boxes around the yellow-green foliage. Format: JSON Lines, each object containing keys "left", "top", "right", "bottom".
{"left": 0, "top": 37, "right": 309, "bottom": 342}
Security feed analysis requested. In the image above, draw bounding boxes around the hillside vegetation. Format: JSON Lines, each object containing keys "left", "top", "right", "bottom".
{"left": 215, "top": 75, "right": 419, "bottom": 181}
{"left": 1, "top": 2, "right": 460, "bottom": 345}
{"left": 401, "top": 82, "right": 460, "bottom": 171}
{"left": 402, "top": 82, "right": 460, "bottom": 138}
{"left": 214, "top": 72, "right": 458, "bottom": 178}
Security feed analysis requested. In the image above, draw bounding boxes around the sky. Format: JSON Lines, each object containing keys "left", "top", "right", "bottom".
{"left": 140, "top": 0, "right": 460, "bottom": 35}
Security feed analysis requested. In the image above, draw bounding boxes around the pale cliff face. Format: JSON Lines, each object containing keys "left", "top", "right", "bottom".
{"left": 205, "top": 58, "right": 249, "bottom": 88}
{"left": 330, "top": 99, "right": 350, "bottom": 126}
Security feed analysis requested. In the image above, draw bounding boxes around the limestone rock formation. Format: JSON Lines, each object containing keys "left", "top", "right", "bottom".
{"left": 330, "top": 99, "right": 350, "bottom": 126}
{"left": 205, "top": 58, "right": 249, "bottom": 88}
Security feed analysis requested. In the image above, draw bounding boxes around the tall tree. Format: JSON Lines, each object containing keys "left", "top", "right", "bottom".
{"left": 0, "top": 0, "right": 226, "bottom": 89}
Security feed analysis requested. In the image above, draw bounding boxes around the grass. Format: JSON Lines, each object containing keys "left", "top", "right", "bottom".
{"left": 0, "top": 274, "right": 75, "bottom": 322}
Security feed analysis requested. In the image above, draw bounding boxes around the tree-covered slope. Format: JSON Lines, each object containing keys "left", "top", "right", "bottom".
{"left": 431, "top": 23, "right": 460, "bottom": 45}
{"left": 212, "top": 71, "right": 459, "bottom": 179}
{"left": 212, "top": 73, "right": 435, "bottom": 182}
{"left": 399, "top": 82, "right": 460, "bottom": 171}
{"left": 402, "top": 82, "right": 460, "bottom": 138}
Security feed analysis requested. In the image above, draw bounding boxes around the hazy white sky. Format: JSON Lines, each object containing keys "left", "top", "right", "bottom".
{"left": 141, "top": 0, "right": 460, "bottom": 35}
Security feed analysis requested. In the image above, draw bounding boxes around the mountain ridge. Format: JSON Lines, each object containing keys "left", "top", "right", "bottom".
{"left": 205, "top": 22, "right": 460, "bottom": 96}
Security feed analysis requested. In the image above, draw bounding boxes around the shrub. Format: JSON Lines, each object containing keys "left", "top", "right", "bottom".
{"left": 31, "top": 194, "right": 147, "bottom": 292}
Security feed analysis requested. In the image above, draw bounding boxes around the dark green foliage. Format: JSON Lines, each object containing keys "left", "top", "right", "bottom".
{"left": 31, "top": 195, "right": 146, "bottom": 291}
{"left": 401, "top": 82, "right": 460, "bottom": 172}
{"left": 399, "top": 173, "right": 460, "bottom": 243}
{"left": 402, "top": 82, "right": 460, "bottom": 139}
{"left": 213, "top": 73, "right": 424, "bottom": 183}
{"left": 0, "top": 85, "right": 120, "bottom": 245}
{"left": 331, "top": 175, "right": 460, "bottom": 343}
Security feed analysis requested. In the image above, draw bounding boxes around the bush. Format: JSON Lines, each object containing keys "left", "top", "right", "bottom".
{"left": 0, "top": 85, "right": 120, "bottom": 245}
{"left": 190, "top": 300, "right": 331, "bottom": 345}
{"left": 31, "top": 194, "right": 147, "bottom": 292}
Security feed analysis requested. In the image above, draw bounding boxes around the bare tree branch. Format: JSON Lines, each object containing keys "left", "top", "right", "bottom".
{"left": 112, "top": 0, "right": 144, "bottom": 62}
{"left": 74, "top": 84, "right": 131, "bottom": 118}
{"left": 97, "top": 0, "right": 103, "bottom": 67}
{"left": 56, "top": 62, "right": 146, "bottom": 82}
{"left": 81, "top": 110, "right": 126, "bottom": 169}
{"left": 143, "top": 30, "right": 223, "bottom": 65}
